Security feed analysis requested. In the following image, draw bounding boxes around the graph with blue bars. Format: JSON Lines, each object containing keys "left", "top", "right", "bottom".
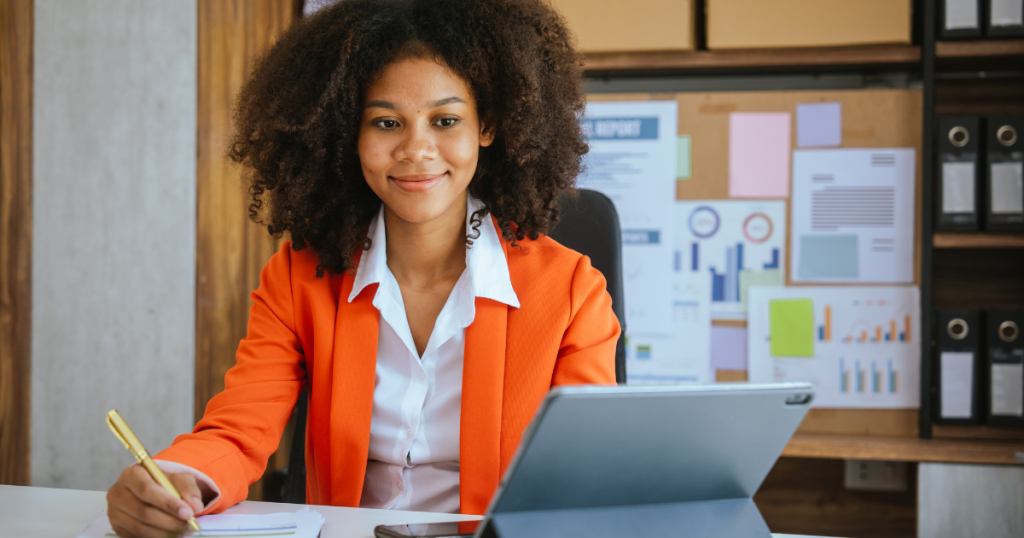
{"left": 694, "top": 242, "right": 781, "bottom": 303}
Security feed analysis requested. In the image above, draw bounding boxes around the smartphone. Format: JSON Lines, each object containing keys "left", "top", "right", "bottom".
{"left": 374, "top": 521, "right": 480, "bottom": 538}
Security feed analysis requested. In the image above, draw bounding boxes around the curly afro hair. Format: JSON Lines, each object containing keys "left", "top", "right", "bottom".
{"left": 229, "top": 0, "right": 589, "bottom": 277}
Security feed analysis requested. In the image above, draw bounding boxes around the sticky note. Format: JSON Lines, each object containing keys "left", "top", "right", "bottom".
{"left": 728, "top": 112, "right": 791, "bottom": 198}
{"left": 711, "top": 325, "right": 747, "bottom": 371}
{"left": 677, "top": 135, "right": 691, "bottom": 180}
{"left": 769, "top": 299, "right": 815, "bottom": 357}
{"left": 796, "top": 102, "right": 842, "bottom": 148}
{"left": 799, "top": 235, "right": 859, "bottom": 280}
{"left": 739, "top": 269, "right": 783, "bottom": 313}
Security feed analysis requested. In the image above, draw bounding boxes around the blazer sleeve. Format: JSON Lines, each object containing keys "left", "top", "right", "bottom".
{"left": 154, "top": 244, "right": 305, "bottom": 514}
{"left": 552, "top": 254, "right": 620, "bottom": 386}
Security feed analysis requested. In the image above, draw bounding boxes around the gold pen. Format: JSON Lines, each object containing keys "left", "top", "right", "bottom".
{"left": 106, "top": 409, "right": 202, "bottom": 533}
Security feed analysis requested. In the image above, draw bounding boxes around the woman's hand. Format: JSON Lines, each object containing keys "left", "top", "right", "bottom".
{"left": 106, "top": 464, "right": 205, "bottom": 538}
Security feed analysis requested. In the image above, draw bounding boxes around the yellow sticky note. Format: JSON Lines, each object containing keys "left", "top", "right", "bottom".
{"left": 769, "top": 299, "right": 815, "bottom": 357}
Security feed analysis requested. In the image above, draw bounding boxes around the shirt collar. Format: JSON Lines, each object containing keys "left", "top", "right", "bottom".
{"left": 348, "top": 195, "right": 520, "bottom": 309}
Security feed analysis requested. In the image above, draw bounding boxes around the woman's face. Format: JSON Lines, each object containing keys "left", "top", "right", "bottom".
{"left": 358, "top": 57, "right": 494, "bottom": 227}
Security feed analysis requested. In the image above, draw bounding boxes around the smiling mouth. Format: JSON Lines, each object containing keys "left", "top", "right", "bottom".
{"left": 389, "top": 172, "right": 447, "bottom": 192}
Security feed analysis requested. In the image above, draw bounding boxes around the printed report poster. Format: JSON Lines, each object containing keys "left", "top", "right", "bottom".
{"left": 747, "top": 286, "right": 921, "bottom": 409}
{"left": 790, "top": 148, "right": 916, "bottom": 284}
{"left": 579, "top": 101, "right": 677, "bottom": 335}
{"left": 676, "top": 200, "right": 787, "bottom": 320}
{"left": 627, "top": 271, "right": 713, "bottom": 385}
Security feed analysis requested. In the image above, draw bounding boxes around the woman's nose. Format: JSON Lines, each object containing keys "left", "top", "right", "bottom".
{"left": 396, "top": 126, "right": 439, "bottom": 163}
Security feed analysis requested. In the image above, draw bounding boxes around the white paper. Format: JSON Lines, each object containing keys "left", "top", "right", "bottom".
{"left": 76, "top": 508, "right": 326, "bottom": 538}
{"left": 941, "top": 161, "right": 976, "bottom": 213}
{"left": 945, "top": 0, "right": 979, "bottom": 30}
{"left": 991, "top": 0, "right": 1024, "bottom": 26}
{"left": 990, "top": 162, "right": 1024, "bottom": 214}
{"left": 675, "top": 200, "right": 786, "bottom": 320}
{"left": 580, "top": 101, "right": 677, "bottom": 335}
{"left": 991, "top": 363, "right": 1024, "bottom": 417}
{"left": 748, "top": 286, "right": 920, "bottom": 409}
{"left": 940, "top": 351, "right": 975, "bottom": 419}
{"left": 791, "top": 149, "right": 916, "bottom": 284}
{"left": 626, "top": 271, "right": 712, "bottom": 385}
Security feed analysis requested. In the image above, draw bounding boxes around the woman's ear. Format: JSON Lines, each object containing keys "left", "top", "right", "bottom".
{"left": 479, "top": 120, "right": 496, "bottom": 148}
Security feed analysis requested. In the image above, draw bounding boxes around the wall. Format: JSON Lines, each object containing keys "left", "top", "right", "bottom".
{"left": 919, "top": 463, "right": 1024, "bottom": 538}
{"left": 32, "top": 0, "right": 196, "bottom": 490}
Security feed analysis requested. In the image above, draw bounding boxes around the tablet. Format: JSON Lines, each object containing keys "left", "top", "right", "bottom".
{"left": 377, "top": 383, "right": 814, "bottom": 538}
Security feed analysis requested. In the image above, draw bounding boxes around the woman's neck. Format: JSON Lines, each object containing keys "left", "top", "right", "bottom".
{"left": 383, "top": 193, "right": 468, "bottom": 289}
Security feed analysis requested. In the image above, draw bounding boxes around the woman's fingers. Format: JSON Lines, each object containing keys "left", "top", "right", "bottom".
{"left": 106, "top": 464, "right": 195, "bottom": 537}
{"left": 168, "top": 472, "right": 205, "bottom": 514}
{"left": 123, "top": 465, "right": 196, "bottom": 522}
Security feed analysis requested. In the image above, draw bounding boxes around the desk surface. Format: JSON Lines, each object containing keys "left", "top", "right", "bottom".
{"left": 0, "top": 484, "right": 828, "bottom": 538}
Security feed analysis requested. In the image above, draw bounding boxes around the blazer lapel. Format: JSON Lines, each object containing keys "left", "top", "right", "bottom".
{"left": 328, "top": 269, "right": 380, "bottom": 507}
{"left": 459, "top": 224, "right": 511, "bottom": 514}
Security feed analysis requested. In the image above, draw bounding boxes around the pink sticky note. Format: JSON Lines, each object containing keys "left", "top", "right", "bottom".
{"left": 728, "top": 112, "right": 792, "bottom": 198}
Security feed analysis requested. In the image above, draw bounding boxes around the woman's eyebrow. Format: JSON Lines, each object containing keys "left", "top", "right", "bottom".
{"left": 363, "top": 96, "right": 465, "bottom": 110}
{"left": 364, "top": 100, "right": 395, "bottom": 110}
{"left": 431, "top": 96, "right": 465, "bottom": 107}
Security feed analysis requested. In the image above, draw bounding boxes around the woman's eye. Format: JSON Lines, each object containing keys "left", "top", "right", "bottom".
{"left": 373, "top": 119, "right": 399, "bottom": 129}
{"left": 434, "top": 117, "right": 460, "bottom": 128}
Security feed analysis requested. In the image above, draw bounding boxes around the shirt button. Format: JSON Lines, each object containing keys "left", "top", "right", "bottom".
{"left": 407, "top": 427, "right": 415, "bottom": 437}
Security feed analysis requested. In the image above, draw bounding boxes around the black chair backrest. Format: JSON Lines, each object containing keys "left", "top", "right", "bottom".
{"left": 280, "top": 188, "right": 627, "bottom": 504}
{"left": 547, "top": 189, "right": 627, "bottom": 384}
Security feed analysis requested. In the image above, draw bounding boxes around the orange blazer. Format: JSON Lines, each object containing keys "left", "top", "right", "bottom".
{"left": 156, "top": 221, "right": 619, "bottom": 515}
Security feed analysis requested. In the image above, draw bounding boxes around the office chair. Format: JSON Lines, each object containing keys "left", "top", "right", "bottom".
{"left": 547, "top": 189, "right": 627, "bottom": 384}
{"left": 278, "top": 188, "right": 626, "bottom": 504}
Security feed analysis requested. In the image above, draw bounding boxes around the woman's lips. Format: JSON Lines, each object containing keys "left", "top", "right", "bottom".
{"left": 389, "top": 172, "right": 447, "bottom": 192}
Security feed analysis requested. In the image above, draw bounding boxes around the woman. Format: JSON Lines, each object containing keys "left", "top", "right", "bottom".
{"left": 105, "top": 0, "right": 618, "bottom": 536}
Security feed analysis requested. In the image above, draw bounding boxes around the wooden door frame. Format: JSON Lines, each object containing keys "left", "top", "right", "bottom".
{"left": 0, "top": 0, "right": 33, "bottom": 486}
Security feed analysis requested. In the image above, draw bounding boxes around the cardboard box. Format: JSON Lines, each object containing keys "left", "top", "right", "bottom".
{"left": 548, "top": 0, "right": 695, "bottom": 52}
{"left": 707, "top": 0, "right": 912, "bottom": 49}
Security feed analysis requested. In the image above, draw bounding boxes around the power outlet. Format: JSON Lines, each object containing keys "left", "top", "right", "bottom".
{"left": 843, "top": 459, "right": 907, "bottom": 492}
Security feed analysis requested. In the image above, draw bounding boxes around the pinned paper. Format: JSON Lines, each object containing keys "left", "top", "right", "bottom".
{"left": 796, "top": 102, "right": 842, "bottom": 148}
{"left": 728, "top": 112, "right": 791, "bottom": 198}
{"left": 711, "top": 325, "right": 748, "bottom": 371}
{"left": 677, "top": 135, "right": 692, "bottom": 179}
{"left": 769, "top": 298, "right": 815, "bottom": 357}
{"left": 739, "top": 269, "right": 783, "bottom": 313}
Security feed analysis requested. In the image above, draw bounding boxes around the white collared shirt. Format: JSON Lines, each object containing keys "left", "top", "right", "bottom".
{"left": 157, "top": 195, "right": 519, "bottom": 514}
{"left": 351, "top": 195, "right": 519, "bottom": 513}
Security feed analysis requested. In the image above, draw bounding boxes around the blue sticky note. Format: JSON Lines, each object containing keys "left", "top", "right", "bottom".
{"left": 796, "top": 102, "right": 842, "bottom": 148}
{"left": 799, "top": 234, "right": 859, "bottom": 279}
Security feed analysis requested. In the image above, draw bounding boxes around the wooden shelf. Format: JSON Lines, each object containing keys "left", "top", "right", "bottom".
{"left": 936, "top": 39, "right": 1024, "bottom": 59}
{"left": 582, "top": 45, "right": 921, "bottom": 76}
{"left": 783, "top": 433, "right": 1024, "bottom": 465}
{"left": 933, "top": 233, "right": 1024, "bottom": 248}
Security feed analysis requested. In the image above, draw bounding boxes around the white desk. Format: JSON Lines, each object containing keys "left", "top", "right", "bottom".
{"left": 0, "top": 484, "right": 828, "bottom": 538}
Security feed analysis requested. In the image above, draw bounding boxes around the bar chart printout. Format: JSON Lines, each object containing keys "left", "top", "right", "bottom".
{"left": 748, "top": 286, "right": 920, "bottom": 408}
{"left": 676, "top": 200, "right": 787, "bottom": 320}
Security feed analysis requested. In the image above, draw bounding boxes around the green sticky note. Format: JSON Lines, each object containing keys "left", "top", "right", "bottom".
{"left": 677, "top": 135, "right": 691, "bottom": 180}
{"left": 739, "top": 269, "right": 783, "bottom": 313}
{"left": 769, "top": 299, "right": 815, "bottom": 357}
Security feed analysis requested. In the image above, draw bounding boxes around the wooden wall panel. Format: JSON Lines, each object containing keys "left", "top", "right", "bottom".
{"left": 0, "top": 0, "right": 32, "bottom": 486}
{"left": 196, "top": 0, "right": 300, "bottom": 499}
{"left": 755, "top": 457, "right": 917, "bottom": 538}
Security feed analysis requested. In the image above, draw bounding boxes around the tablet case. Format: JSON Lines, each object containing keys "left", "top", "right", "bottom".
{"left": 473, "top": 384, "right": 814, "bottom": 538}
